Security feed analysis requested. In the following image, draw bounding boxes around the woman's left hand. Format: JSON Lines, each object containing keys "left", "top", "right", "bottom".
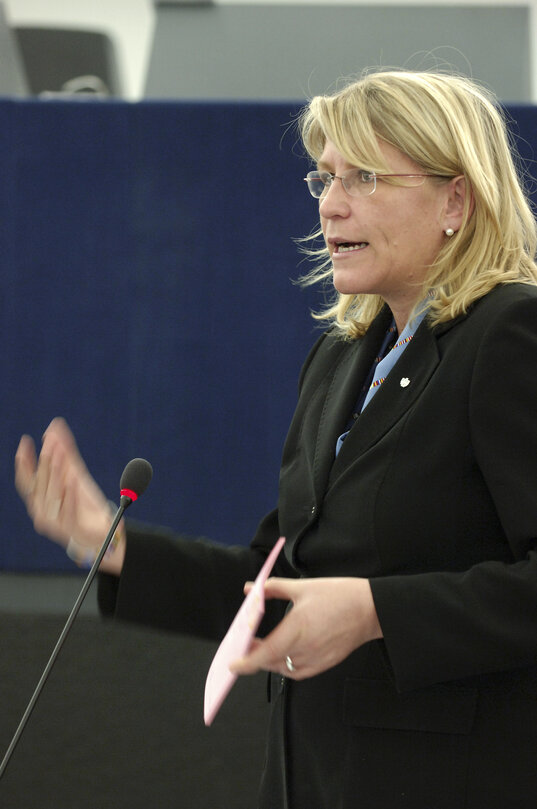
{"left": 230, "top": 576, "right": 383, "bottom": 680}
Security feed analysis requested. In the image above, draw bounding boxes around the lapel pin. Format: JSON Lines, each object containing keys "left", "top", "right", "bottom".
{"left": 400, "top": 377, "right": 410, "bottom": 388}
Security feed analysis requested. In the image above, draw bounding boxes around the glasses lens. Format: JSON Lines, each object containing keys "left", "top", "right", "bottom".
{"left": 305, "top": 169, "right": 378, "bottom": 197}
{"left": 305, "top": 171, "right": 327, "bottom": 198}
{"left": 343, "top": 169, "right": 375, "bottom": 196}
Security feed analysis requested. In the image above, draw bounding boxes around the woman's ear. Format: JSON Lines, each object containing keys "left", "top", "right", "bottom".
{"left": 444, "top": 175, "right": 474, "bottom": 234}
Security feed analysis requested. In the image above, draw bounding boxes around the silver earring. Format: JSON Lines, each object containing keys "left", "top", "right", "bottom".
{"left": 444, "top": 227, "right": 455, "bottom": 237}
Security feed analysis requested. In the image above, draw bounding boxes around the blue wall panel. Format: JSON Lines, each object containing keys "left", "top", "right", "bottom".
{"left": 0, "top": 100, "right": 535, "bottom": 570}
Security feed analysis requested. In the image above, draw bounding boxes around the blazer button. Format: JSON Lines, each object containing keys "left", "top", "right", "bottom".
{"left": 311, "top": 505, "right": 316, "bottom": 515}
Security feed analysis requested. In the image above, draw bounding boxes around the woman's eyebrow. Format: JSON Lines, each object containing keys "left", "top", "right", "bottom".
{"left": 317, "top": 159, "right": 361, "bottom": 172}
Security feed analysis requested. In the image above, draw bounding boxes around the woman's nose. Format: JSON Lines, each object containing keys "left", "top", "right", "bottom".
{"left": 319, "top": 176, "right": 351, "bottom": 218}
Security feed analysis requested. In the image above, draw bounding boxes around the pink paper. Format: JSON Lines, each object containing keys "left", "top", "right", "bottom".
{"left": 204, "top": 536, "right": 286, "bottom": 725}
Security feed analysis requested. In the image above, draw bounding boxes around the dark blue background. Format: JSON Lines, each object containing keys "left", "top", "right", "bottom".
{"left": 0, "top": 99, "right": 534, "bottom": 571}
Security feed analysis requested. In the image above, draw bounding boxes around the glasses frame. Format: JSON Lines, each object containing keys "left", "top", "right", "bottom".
{"left": 304, "top": 168, "right": 452, "bottom": 198}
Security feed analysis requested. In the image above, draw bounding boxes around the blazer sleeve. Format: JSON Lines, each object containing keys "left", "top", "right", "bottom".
{"left": 98, "top": 507, "right": 294, "bottom": 641}
{"left": 370, "top": 292, "right": 537, "bottom": 692}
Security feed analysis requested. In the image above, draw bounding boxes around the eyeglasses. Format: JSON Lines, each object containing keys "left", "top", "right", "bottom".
{"left": 304, "top": 168, "right": 450, "bottom": 198}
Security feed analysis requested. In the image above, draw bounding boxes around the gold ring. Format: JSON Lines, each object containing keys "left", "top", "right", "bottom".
{"left": 285, "top": 655, "right": 295, "bottom": 672}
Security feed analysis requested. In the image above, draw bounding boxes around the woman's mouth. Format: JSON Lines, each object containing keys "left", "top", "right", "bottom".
{"left": 334, "top": 242, "right": 369, "bottom": 253}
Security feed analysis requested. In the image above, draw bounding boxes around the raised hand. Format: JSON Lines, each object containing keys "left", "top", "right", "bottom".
{"left": 15, "top": 417, "right": 120, "bottom": 569}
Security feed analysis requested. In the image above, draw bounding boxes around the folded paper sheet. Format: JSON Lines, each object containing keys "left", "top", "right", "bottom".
{"left": 204, "top": 537, "right": 286, "bottom": 725}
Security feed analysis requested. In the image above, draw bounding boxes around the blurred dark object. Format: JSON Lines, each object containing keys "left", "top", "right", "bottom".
{"left": 0, "top": 614, "right": 267, "bottom": 808}
{"left": 0, "top": 2, "right": 27, "bottom": 96}
{"left": 14, "top": 27, "right": 121, "bottom": 97}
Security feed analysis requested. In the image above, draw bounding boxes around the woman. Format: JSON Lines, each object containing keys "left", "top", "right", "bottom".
{"left": 15, "top": 70, "right": 537, "bottom": 808}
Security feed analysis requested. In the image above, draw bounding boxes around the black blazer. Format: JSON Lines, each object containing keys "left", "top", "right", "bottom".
{"left": 101, "top": 283, "right": 537, "bottom": 809}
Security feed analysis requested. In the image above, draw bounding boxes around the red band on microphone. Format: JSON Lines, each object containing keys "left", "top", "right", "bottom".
{"left": 120, "top": 488, "right": 138, "bottom": 502}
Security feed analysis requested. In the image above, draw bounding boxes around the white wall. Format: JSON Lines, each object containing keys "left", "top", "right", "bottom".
{"left": 3, "top": 0, "right": 155, "bottom": 100}
{"left": 3, "top": 0, "right": 536, "bottom": 101}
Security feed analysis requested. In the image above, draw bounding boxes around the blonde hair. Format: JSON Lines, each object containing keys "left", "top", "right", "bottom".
{"left": 298, "top": 70, "right": 537, "bottom": 338}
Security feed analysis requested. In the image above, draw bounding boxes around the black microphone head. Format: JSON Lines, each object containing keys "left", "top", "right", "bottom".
{"left": 119, "top": 458, "right": 153, "bottom": 502}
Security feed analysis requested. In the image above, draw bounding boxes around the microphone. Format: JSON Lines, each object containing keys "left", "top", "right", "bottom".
{"left": 0, "top": 457, "right": 153, "bottom": 780}
{"left": 120, "top": 457, "right": 153, "bottom": 506}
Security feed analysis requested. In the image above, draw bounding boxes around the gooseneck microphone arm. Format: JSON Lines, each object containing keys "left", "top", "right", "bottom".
{"left": 0, "top": 457, "right": 153, "bottom": 781}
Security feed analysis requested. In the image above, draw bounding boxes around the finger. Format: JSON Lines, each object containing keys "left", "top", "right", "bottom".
{"left": 31, "top": 434, "right": 71, "bottom": 526}
{"left": 14, "top": 435, "right": 37, "bottom": 499}
{"left": 44, "top": 417, "right": 85, "bottom": 472}
{"left": 229, "top": 638, "right": 266, "bottom": 676}
{"left": 59, "top": 463, "right": 79, "bottom": 535}
{"left": 43, "top": 416, "right": 72, "bottom": 442}
{"left": 60, "top": 462, "right": 98, "bottom": 546}
{"left": 232, "top": 617, "right": 299, "bottom": 676}
{"left": 42, "top": 442, "right": 69, "bottom": 521}
{"left": 32, "top": 441, "right": 53, "bottom": 506}
{"left": 262, "top": 577, "right": 300, "bottom": 602}
{"left": 243, "top": 578, "right": 298, "bottom": 601}
{"left": 245, "top": 637, "right": 263, "bottom": 655}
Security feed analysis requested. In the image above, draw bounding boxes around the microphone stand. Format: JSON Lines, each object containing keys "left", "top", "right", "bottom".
{"left": 0, "top": 502, "right": 127, "bottom": 780}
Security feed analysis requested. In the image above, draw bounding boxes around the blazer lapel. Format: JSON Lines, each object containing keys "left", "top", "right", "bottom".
{"left": 328, "top": 318, "right": 442, "bottom": 481}
{"left": 310, "top": 307, "right": 392, "bottom": 497}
